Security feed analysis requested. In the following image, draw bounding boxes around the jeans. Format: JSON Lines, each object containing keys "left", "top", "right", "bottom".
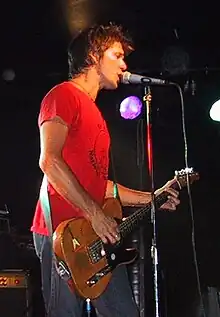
{"left": 33, "top": 232, "right": 139, "bottom": 317}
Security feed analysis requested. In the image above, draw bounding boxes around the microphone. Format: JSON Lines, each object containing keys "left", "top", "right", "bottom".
{"left": 121, "top": 71, "right": 172, "bottom": 85}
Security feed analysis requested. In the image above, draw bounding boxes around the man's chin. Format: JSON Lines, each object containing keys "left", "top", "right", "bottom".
{"left": 105, "top": 81, "right": 118, "bottom": 90}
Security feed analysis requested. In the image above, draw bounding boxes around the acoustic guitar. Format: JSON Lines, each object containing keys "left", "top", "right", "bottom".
{"left": 53, "top": 168, "right": 199, "bottom": 299}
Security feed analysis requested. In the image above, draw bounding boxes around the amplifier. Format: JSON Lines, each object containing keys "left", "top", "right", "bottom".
{"left": 0, "top": 270, "right": 32, "bottom": 317}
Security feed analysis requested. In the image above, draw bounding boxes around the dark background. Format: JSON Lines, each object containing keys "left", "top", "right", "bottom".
{"left": 1, "top": 0, "right": 220, "bottom": 316}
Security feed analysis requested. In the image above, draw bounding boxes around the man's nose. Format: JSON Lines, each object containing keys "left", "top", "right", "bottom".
{"left": 120, "top": 60, "right": 127, "bottom": 71}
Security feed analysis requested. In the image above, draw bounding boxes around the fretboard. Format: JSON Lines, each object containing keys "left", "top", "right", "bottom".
{"left": 118, "top": 181, "right": 179, "bottom": 240}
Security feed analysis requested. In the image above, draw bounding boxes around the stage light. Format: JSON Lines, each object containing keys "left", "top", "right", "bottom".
{"left": 161, "top": 45, "right": 190, "bottom": 75}
{"left": 119, "top": 96, "right": 142, "bottom": 120}
{"left": 2, "top": 69, "right": 15, "bottom": 82}
{"left": 210, "top": 99, "right": 220, "bottom": 122}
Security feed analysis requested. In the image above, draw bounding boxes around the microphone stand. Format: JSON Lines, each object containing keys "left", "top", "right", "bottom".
{"left": 143, "top": 84, "right": 160, "bottom": 317}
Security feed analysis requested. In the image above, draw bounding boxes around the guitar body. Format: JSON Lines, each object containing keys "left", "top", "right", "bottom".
{"left": 53, "top": 198, "right": 138, "bottom": 299}
{"left": 53, "top": 167, "right": 199, "bottom": 299}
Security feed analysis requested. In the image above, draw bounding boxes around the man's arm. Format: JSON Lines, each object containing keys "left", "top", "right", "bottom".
{"left": 40, "top": 118, "right": 101, "bottom": 218}
{"left": 106, "top": 180, "right": 180, "bottom": 210}
{"left": 39, "top": 117, "right": 119, "bottom": 243}
{"left": 106, "top": 180, "right": 151, "bottom": 206}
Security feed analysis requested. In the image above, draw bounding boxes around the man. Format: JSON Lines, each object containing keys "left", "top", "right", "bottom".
{"left": 31, "top": 23, "right": 180, "bottom": 317}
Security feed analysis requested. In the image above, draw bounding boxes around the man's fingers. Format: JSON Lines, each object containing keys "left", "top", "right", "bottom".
{"left": 166, "top": 187, "right": 179, "bottom": 197}
{"left": 101, "top": 235, "right": 108, "bottom": 244}
{"left": 93, "top": 215, "right": 120, "bottom": 245}
{"left": 102, "top": 230, "right": 116, "bottom": 244}
{"left": 101, "top": 225, "right": 120, "bottom": 244}
{"left": 106, "top": 217, "right": 120, "bottom": 241}
{"left": 168, "top": 195, "right": 180, "bottom": 203}
{"left": 108, "top": 227, "right": 120, "bottom": 243}
{"left": 167, "top": 195, "right": 180, "bottom": 207}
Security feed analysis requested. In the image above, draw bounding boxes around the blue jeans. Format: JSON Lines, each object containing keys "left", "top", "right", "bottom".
{"left": 33, "top": 233, "right": 139, "bottom": 317}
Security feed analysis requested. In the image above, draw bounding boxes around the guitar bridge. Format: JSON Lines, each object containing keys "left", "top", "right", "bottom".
{"left": 86, "top": 265, "right": 111, "bottom": 286}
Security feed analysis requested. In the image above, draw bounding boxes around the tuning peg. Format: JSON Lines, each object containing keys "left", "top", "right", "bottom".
{"left": 175, "top": 167, "right": 194, "bottom": 176}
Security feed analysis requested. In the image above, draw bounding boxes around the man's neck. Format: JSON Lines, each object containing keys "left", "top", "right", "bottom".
{"left": 70, "top": 71, "right": 100, "bottom": 101}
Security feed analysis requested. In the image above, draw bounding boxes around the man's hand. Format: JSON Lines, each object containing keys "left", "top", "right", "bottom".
{"left": 155, "top": 180, "right": 180, "bottom": 211}
{"left": 90, "top": 211, "right": 120, "bottom": 244}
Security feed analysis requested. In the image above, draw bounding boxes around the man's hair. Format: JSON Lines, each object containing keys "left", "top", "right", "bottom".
{"left": 67, "top": 23, "right": 134, "bottom": 78}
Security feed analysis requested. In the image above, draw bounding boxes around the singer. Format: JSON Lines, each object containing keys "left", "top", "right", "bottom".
{"left": 31, "top": 23, "right": 180, "bottom": 317}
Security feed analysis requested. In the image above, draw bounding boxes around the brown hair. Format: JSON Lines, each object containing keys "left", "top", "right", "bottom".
{"left": 68, "top": 23, "right": 134, "bottom": 78}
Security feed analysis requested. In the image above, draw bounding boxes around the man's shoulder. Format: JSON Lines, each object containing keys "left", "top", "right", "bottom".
{"left": 41, "top": 82, "right": 81, "bottom": 106}
{"left": 45, "top": 81, "right": 73, "bottom": 96}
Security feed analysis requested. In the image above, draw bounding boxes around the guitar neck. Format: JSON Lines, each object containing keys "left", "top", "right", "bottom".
{"left": 118, "top": 181, "right": 179, "bottom": 240}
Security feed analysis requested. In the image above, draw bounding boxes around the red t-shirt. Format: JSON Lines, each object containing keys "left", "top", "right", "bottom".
{"left": 31, "top": 82, "right": 110, "bottom": 236}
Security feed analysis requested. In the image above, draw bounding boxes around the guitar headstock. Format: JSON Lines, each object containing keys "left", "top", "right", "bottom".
{"left": 175, "top": 167, "right": 200, "bottom": 189}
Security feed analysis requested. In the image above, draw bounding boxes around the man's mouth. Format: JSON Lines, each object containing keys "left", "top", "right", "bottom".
{"left": 117, "top": 74, "right": 121, "bottom": 83}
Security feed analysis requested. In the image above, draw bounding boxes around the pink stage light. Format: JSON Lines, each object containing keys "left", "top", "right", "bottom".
{"left": 119, "top": 96, "right": 142, "bottom": 119}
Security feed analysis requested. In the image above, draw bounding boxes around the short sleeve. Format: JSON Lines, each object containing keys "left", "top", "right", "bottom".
{"left": 38, "top": 83, "right": 79, "bottom": 127}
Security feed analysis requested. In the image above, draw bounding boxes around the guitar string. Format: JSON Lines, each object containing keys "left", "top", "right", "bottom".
{"left": 89, "top": 193, "right": 168, "bottom": 256}
{"left": 89, "top": 194, "right": 168, "bottom": 255}
{"left": 89, "top": 174, "right": 198, "bottom": 257}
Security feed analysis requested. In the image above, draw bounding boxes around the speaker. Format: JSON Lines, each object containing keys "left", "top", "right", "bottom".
{"left": 0, "top": 270, "right": 32, "bottom": 317}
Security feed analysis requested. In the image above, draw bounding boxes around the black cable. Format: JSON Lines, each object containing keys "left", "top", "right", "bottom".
{"left": 172, "top": 82, "right": 207, "bottom": 317}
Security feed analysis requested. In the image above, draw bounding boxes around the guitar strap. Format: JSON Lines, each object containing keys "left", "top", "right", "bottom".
{"left": 39, "top": 175, "right": 53, "bottom": 237}
{"left": 110, "top": 147, "right": 122, "bottom": 203}
{"left": 39, "top": 175, "right": 71, "bottom": 282}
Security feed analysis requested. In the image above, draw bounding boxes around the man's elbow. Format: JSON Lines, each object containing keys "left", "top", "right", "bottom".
{"left": 39, "top": 156, "right": 48, "bottom": 173}
{"left": 39, "top": 155, "right": 56, "bottom": 174}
